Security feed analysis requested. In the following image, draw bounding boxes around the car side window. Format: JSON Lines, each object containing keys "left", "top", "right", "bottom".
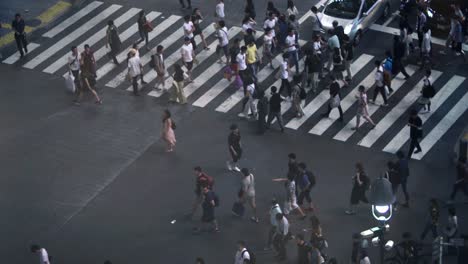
{"left": 363, "top": 0, "right": 377, "bottom": 13}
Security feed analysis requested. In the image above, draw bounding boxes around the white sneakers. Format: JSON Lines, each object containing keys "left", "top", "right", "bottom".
{"left": 226, "top": 161, "right": 240, "bottom": 172}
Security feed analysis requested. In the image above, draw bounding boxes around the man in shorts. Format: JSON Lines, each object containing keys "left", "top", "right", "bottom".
{"left": 216, "top": 20, "right": 229, "bottom": 64}
{"left": 239, "top": 168, "right": 259, "bottom": 222}
{"left": 181, "top": 37, "right": 195, "bottom": 82}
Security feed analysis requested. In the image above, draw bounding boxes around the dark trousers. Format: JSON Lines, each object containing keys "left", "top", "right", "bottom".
{"left": 417, "top": 31, "right": 423, "bottom": 49}
{"left": 288, "top": 50, "right": 299, "bottom": 73}
{"left": 138, "top": 30, "right": 149, "bottom": 45}
{"left": 258, "top": 112, "right": 267, "bottom": 134}
{"left": 420, "top": 222, "right": 438, "bottom": 240}
{"left": 273, "top": 234, "right": 287, "bottom": 259}
{"left": 393, "top": 58, "right": 410, "bottom": 78}
{"left": 408, "top": 137, "right": 422, "bottom": 158}
{"left": 324, "top": 104, "right": 343, "bottom": 119}
{"left": 190, "top": 37, "right": 197, "bottom": 50}
{"left": 14, "top": 33, "right": 28, "bottom": 56}
{"left": 132, "top": 76, "right": 139, "bottom": 95}
{"left": 450, "top": 181, "right": 468, "bottom": 200}
{"left": 239, "top": 69, "right": 249, "bottom": 94}
{"left": 266, "top": 226, "right": 277, "bottom": 247}
{"left": 298, "top": 189, "right": 312, "bottom": 205}
{"left": 266, "top": 111, "right": 284, "bottom": 130}
{"left": 373, "top": 85, "right": 388, "bottom": 104}
{"left": 109, "top": 46, "right": 119, "bottom": 64}
{"left": 71, "top": 70, "right": 81, "bottom": 90}
{"left": 392, "top": 182, "right": 409, "bottom": 204}
{"left": 279, "top": 78, "right": 292, "bottom": 97}
{"left": 179, "top": 0, "right": 191, "bottom": 7}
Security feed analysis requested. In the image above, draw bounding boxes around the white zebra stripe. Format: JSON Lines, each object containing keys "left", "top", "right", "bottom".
{"left": 2, "top": 43, "right": 40, "bottom": 64}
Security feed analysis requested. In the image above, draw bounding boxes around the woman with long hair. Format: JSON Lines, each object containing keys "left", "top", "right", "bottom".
{"left": 345, "top": 162, "right": 370, "bottom": 215}
{"left": 192, "top": 8, "right": 209, "bottom": 50}
{"left": 161, "top": 109, "right": 176, "bottom": 152}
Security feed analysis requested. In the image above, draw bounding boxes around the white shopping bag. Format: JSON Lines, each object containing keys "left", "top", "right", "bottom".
{"left": 65, "top": 72, "right": 76, "bottom": 93}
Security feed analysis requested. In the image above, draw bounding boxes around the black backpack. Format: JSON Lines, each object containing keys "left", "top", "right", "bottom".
{"left": 242, "top": 249, "right": 256, "bottom": 264}
{"left": 149, "top": 55, "right": 156, "bottom": 68}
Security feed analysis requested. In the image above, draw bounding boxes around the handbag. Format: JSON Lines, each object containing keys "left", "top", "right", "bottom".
{"left": 235, "top": 75, "right": 243, "bottom": 89}
{"left": 223, "top": 65, "right": 232, "bottom": 81}
{"left": 384, "top": 85, "right": 390, "bottom": 95}
{"left": 329, "top": 94, "right": 340, "bottom": 108}
{"left": 64, "top": 72, "right": 76, "bottom": 93}
{"left": 143, "top": 21, "right": 153, "bottom": 32}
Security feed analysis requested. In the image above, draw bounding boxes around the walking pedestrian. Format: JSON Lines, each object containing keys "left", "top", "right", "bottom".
{"left": 399, "top": 13, "right": 414, "bottom": 55}
{"left": 287, "top": 152, "right": 299, "bottom": 177}
{"left": 265, "top": 199, "right": 282, "bottom": 250}
{"left": 331, "top": 47, "right": 347, "bottom": 86}
{"left": 382, "top": 51, "right": 393, "bottom": 92}
{"left": 128, "top": 44, "right": 147, "bottom": 85}
{"left": 345, "top": 162, "right": 370, "bottom": 215}
{"left": 449, "top": 158, "right": 468, "bottom": 201}
{"left": 273, "top": 213, "right": 289, "bottom": 260}
{"left": 418, "top": 69, "right": 435, "bottom": 113}
{"left": 190, "top": 166, "right": 214, "bottom": 218}
{"left": 278, "top": 53, "right": 292, "bottom": 99}
{"left": 296, "top": 233, "right": 312, "bottom": 264}
{"left": 332, "top": 20, "right": 345, "bottom": 45}
{"left": 234, "top": 240, "right": 251, "bottom": 264}
{"left": 297, "top": 162, "right": 316, "bottom": 211}
{"left": 263, "top": 12, "right": 278, "bottom": 50}
{"left": 263, "top": 27, "right": 275, "bottom": 68}
{"left": 244, "top": 0, "right": 256, "bottom": 20}
{"left": 75, "top": 44, "right": 102, "bottom": 105}
{"left": 415, "top": 7, "right": 427, "bottom": 49}
{"left": 420, "top": 26, "right": 432, "bottom": 68}
{"left": 256, "top": 89, "right": 268, "bottom": 134}
{"left": 277, "top": 14, "right": 288, "bottom": 49}
{"left": 30, "top": 244, "right": 50, "bottom": 264}
{"left": 305, "top": 49, "right": 321, "bottom": 93}
{"left": 68, "top": 46, "right": 81, "bottom": 93}
{"left": 137, "top": 11, "right": 150, "bottom": 49}
{"left": 195, "top": 186, "right": 219, "bottom": 233}
{"left": 395, "top": 151, "right": 410, "bottom": 207}
{"left": 183, "top": 15, "right": 196, "bottom": 50}
{"left": 321, "top": 75, "right": 344, "bottom": 122}
{"left": 286, "top": 0, "right": 299, "bottom": 18}
{"left": 452, "top": 15, "right": 466, "bottom": 59}
{"left": 240, "top": 80, "right": 257, "bottom": 119}
{"left": 179, "top": 0, "right": 192, "bottom": 9}
{"left": 169, "top": 64, "right": 187, "bottom": 104}
{"left": 272, "top": 172, "right": 306, "bottom": 218}
{"left": 286, "top": 29, "right": 300, "bottom": 73}
{"left": 266, "top": 86, "right": 285, "bottom": 132}
{"left": 407, "top": 109, "right": 423, "bottom": 158}
{"left": 360, "top": 250, "right": 371, "bottom": 264}
{"left": 392, "top": 35, "right": 410, "bottom": 79}
{"left": 326, "top": 29, "right": 340, "bottom": 72}
{"left": 310, "top": 6, "right": 323, "bottom": 37}
{"left": 384, "top": 161, "right": 401, "bottom": 210}
{"left": 420, "top": 198, "right": 439, "bottom": 240}
{"left": 215, "top": 0, "right": 225, "bottom": 20}
{"left": 242, "top": 18, "right": 257, "bottom": 43}
{"left": 369, "top": 60, "right": 388, "bottom": 106}
{"left": 181, "top": 37, "right": 195, "bottom": 82}
{"left": 353, "top": 85, "right": 376, "bottom": 130}
{"left": 12, "top": 13, "right": 28, "bottom": 57}
{"left": 192, "top": 9, "right": 209, "bottom": 50}
{"left": 127, "top": 49, "right": 143, "bottom": 96}
{"left": 266, "top": 1, "right": 280, "bottom": 18}
{"left": 161, "top": 109, "right": 176, "bottom": 152}
{"left": 291, "top": 75, "right": 304, "bottom": 118}
{"left": 237, "top": 46, "right": 249, "bottom": 92}
{"left": 444, "top": 207, "right": 458, "bottom": 239}
{"left": 106, "top": 20, "right": 121, "bottom": 65}
{"left": 342, "top": 35, "right": 354, "bottom": 82}
{"left": 239, "top": 168, "right": 259, "bottom": 222}
{"left": 288, "top": 14, "right": 300, "bottom": 42}
{"left": 227, "top": 124, "right": 242, "bottom": 172}
{"left": 216, "top": 20, "right": 229, "bottom": 64}
{"left": 229, "top": 38, "right": 241, "bottom": 82}
{"left": 152, "top": 45, "right": 166, "bottom": 91}
{"left": 246, "top": 40, "right": 260, "bottom": 81}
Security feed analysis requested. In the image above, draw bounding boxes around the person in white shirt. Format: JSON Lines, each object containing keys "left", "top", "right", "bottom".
{"left": 421, "top": 26, "right": 432, "bottom": 68}
{"left": 273, "top": 213, "right": 289, "bottom": 260}
{"left": 181, "top": 37, "right": 195, "bottom": 82}
{"left": 216, "top": 20, "right": 229, "bottom": 64}
{"left": 237, "top": 46, "right": 249, "bottom": 92}
{"left": 286, "top": 0, "right": 299, "bottom": 17}
{"left": 234, "top": 241, "right": 250, "bottom": 264}
{"left": 263, "top": 28, "right": 275, "bottom": 68}
{"left": 272, "top": 173, "right": 306, "bottom": 218}
{"left": 68, "top": 46, "right": 81, "bottom": 90}
{"left": 242, "top": 17, "right": 256, "bottom": 35}
{"left": 128, "top": 50, "right": 143, "bottom": 96}
{"left": 239, "top": 168, "right": 258, "bottom": 222}
{"left": 285, "top": 29, "right": 299, "bottom": 73}
{"left": 215, "top": 0, "right": 225, "bottom": 20}
{"left": 183, "top": 15, "right": 196, "bottom": 49}
{"left": 128, "top": 43, "right": 147, "bottom": 85}
{"left": 310, "top": 6, "right": 323, "bottom": 36}
{"left": 263, "top": 12, "right": 277, "bottom": 39}
{"left": 240, "top": 81, "right": 257, "bottom": 119}
{"left": 30, "top": 245, "right": 50, "bottom": 264}
{"left": 326, "top": 29, "right": 340, "bottom": 71}
{"left": 152, "top": 45, "right": 165, "bottom": 90}
{"left": 278, "top": 53, "right": 292, "bottom": 98}
{"left": 370, "top": 60, "right": 388, "bottom": 106}
{"left": 265, "top": 199, "right": 282, "bottom": 250}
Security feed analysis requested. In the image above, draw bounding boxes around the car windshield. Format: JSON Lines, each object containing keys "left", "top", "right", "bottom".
{"left": 324, "top": 0, "right": 361, "bottom": 19}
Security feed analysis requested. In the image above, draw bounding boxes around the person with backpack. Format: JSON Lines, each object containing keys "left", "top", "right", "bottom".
{"left": 235, "top": 240, "right": 255, "bottom": 264}
{"left": 195, "top": 186, "right": 219, "bottom": 233}
{"left": 106, "top": 20, "right": 121, "bottom": 65}
{"left": 345, "top": 162, "right": 370, "bottom": 215}
{"left": 418, "top": 69, "right": 435, "bottom": 113}
{"left": 256, "top": 89, "right": 268, "bottom": 134}
{"left": 291, "top": 74, "right": 305, "bottom": 118}
{"left": 297, "top": 162, "right": 316, "bottom": 211}
{"left": 382, "top": 51, "right": 393, "bottom": 93}
{"left": 267, "top": 86, "right": 285, "bottom": 132}
{"left": 239, "top": 168, "right": 259, "bottom": 223}
{"left": 190, "top": 166, "right": 214, "bottom": 218}
{"left": 137, "top": 10, "right": 150, "bottom": 49}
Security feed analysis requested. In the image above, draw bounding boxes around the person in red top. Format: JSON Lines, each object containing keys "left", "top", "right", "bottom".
{"left": 190, "top": 166, "right": 214, "bottom": 218}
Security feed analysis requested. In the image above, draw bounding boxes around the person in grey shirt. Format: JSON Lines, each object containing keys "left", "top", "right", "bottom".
{"left": 310, "top": 6, "right": 323, "bottom": 37}
{"left": 240, "top": 168, "right": 258, "bottom": 222}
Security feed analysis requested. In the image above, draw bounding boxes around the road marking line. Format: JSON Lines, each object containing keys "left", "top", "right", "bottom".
{"left": 333, "top": 65, "right": 418, "bottom": 142}
{"left": 37, "top": 0, "right": 72, "bottom": 25}
{"left": 43, "top": 1, "right": 103, "bottom": 38}
{"left": 383, "top": 75, "right": 466, "bottom": 154}
{"left": 358, "top": 70, "right": 443, "bottom": 148}
{"left": 382, "top": 12, "right": 397, "bottom": 27}
{"left": 44, "top": 8, "right": 141, "bottom": 74}
{"left": 413, "top": 90, "right": 468, "bottom": 160}
{"left": 24, "top": 4, "right": 121, "bottom": 70}
{"left": 144, "top": 24, "right": 220, "bottom": 96}
{"left": 298, "top": 0, "right": 328, "bottom": 24}
{"left": 2, "top": 43, "right": 41, "bottom": 64}
{"left": 308, "top": 54, "right": 375, "bottom": 135}
{"left": 100, "top": 15, "right": 181, "bottom": 84}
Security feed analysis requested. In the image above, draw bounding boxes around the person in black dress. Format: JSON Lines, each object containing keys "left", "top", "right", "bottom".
{"left": 345, "top": 162, "right": 369, "bottom": 215}
{"left": 407, "top": 109, "right": 422, "bottom": 158}
{"left": 227, "top": 124, "right": 242, "bottom": 172}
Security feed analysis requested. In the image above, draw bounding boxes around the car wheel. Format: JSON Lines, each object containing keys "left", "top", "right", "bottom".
{"left": 353, "top": 31, "right": 362, "bottom": 46}
{"left": 382, "top": 3, "right": 390, "bottom": 19}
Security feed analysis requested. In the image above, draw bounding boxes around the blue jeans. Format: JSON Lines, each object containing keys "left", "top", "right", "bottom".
{"left": 288, "top": 50, "right": 299, "bottom": 73}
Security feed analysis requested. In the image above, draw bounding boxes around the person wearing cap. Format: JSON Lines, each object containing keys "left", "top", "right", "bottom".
{"left": 12, "top": 13, "right": 28, "bottom": 57}
{"left": 181, "top": 37, "right": 195, "bottom": 82}
{"left": 227, "top": 124, "right": 242, "bottom": 172}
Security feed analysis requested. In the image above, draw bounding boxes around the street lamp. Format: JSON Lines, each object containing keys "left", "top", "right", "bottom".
{"left": 369, "top": 176, "right": 395, "bottom": 264}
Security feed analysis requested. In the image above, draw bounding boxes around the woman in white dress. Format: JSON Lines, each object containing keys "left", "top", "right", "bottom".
{"left": 353, "top": 85, "right": 376, "bottom": 130}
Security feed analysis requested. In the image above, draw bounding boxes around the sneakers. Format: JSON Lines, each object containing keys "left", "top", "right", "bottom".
{"left": 226, "top": 161, "right": 233, "bottom": 171}
{"left": 250, "top": 217, "right": 259, "bottom": 223}
{"left": 239, "top": 113, "right": 247, "bottom": 118}
{"left": 233, "top": 166, "right": 241, "bottom": 172}
{"left": 345, "top": 210, "right": 356, "bottom": 215}
{"left": 382, "top": 103, "right": 389, "bottom": 107}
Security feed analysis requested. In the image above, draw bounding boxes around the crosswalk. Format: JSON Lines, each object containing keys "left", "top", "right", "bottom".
{"left": 2, "top": 1, "right": 467, "bottom": 160}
